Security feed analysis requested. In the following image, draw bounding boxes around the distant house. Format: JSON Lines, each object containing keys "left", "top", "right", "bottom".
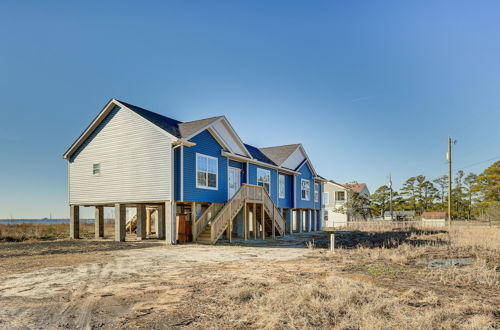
{"left": 63, "top": 99, "right": 325, "bottom": 244}
{"left": 321, "top": 181, "right": 370, "bottom": 228}
{"left": 421, "top": 212, "right": 447, "bottom": 227}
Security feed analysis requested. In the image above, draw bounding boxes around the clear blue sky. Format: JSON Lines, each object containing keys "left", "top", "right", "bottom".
{"left": 1, "top": 1, "right": 500, "bottom": 218}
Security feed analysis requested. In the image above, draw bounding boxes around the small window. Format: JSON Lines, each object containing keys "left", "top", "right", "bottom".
{"left": 93, "top": 163, "right": 101, "bottom": 175}
{"left": 336, "top": 191, "right": 345, "bottom": 201}
{"left": 278, "top": 174, "right": 285, "bottom": 199}
{"left": 323, "top": 192, "right": 330, "bottom": 205}
{"left": 314, "top": 183, "right": 319, "bottom": 202}
{"left": 257, "top": 168, "right": 271, "bottom": 193}
{"left": 301, "top": 179, "right": 310, "bottom": 200}
{"left": 196, "top": 153, "right": 218, "bottom": 190}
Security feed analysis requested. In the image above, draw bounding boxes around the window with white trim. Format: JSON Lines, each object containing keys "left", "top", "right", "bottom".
{"left": 314, "top": 182, "right": 319, "bottom": 202}
{"left": 257, "top": 168, "right": 271, "bottom": 193}
{"left": 93, "top": 163, "right": 101, "bottom": 175}
{"left": 322, "top": 192, "right": 330, "bottom": 205}
{"left": 278, "top": 174, "right": 285, "bottom": 199}
{"left": 301, "top": 179, "right": 310, "bottom": 200}
{"left": 196, "top": 153, "right": 218, "bottom": 189}
{"left": 336, "top": 191, "right": 345, "bottom": 201}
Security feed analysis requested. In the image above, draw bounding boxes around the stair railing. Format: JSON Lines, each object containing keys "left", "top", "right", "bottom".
{"left": 192, "top": 203, "right": 224, "bottom": 241}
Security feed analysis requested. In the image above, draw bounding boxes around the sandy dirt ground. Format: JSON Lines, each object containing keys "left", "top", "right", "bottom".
{"left": 0, "top": 230, "right": 498, "bottom": 329}
{"left": 0, "top": 235, "right": 316, "bottom": 329}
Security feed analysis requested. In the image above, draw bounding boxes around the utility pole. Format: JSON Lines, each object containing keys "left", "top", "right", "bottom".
{"left": 389, "top": 174, "right": 394, "bottom": 221}
{"left": 447, "top": 137, "right": 452, "bottom": 228}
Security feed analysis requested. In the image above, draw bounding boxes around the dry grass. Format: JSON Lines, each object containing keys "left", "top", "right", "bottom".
{"left": 189, "top": 224, "right": 500, "bottom": 329}
{"left": 0, "top": 222, "right": 96, "bottom": 241}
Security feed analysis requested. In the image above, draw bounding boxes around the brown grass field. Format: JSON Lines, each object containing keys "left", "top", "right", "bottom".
{"left": 0, "top": 223, "right": 498, "bottom": 329}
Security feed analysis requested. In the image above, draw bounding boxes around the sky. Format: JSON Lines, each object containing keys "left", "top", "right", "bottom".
{"left": 1, "top": 1, "right": 500, "bottom": 218}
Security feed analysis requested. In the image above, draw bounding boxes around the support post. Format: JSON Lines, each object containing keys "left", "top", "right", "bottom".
{"left": 306, "top": 210, "right": 312, "bottom": 232}
{"left": 286, "top": 209, "right": 293, "bottom": 235}
{"left": 261, "top": 204, "right": 265, "bottom": 240}
{"left": 272, "top": 207, "right": 276, "bottom": 239}
{"left": 297, "top": 210, "right": 302, "bottom": 233}
{"left": 70, "top": 205, "right": 79, "bottom": 239}
{"left": 95, "top": 206, "right": 104, "bottom": 238}
{"left": 157, "top": 205, "right": 166, "bottom": 240}
{"left": 330, "top": 233, "right": 335, "bottom": 251}
{"left": 244, "top": 202, "right": 248, "bottom": 240}
{"left": 136, "top": 204, "right": 146, "bottom": 240}
{"left": 164, "top": 202, "right": 174, "bottom": 244}
{"left": 115, "top": 204, "right": 126, "bottom": 242}
{"left": 146, "top": 208, "right": 152, "bottom": 235}
{"left": 253, "top": 203, "right": 257, "bottom": 239}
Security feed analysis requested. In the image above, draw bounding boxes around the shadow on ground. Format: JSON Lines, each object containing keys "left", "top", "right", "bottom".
{"left": 212, "top": 228, "right": 449, "bottom": 250}
{"left": 0, "top": 239, "right": 164, "bottom": 258}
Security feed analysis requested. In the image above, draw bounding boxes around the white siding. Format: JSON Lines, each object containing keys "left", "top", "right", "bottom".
{"left": 282, "top": 148, "right": 306, "bottom": 170}
{"left": 212, "top": 120, "right": 247, "bottom": 156}
{"left": 69, "top": 106, "right": 174, "bottom": 204}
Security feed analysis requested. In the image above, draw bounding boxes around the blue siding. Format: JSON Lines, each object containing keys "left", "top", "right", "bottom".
{"left": 174, "top": 147, "right": 181, "bottom": 200}
{"left": 248, "top": 163, "right": 278, "bottom": 203}
{"left": 295, "top": 161, "right": 316, "bottom": 209}
{"left": 277, "top": 173, "right": 292, "bottom": 209}
{"left": 181, "top": 130, "right": 228, "bottom": 203}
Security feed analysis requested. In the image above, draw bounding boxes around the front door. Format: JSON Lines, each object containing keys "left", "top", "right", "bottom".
{"left": 228, "top": 167, "right": 241, "bottom": 199}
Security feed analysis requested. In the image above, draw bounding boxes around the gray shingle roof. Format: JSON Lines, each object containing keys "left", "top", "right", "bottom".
{"left": 178, "top": 116, "right": 223, "bottom": 138}
{"left": 259, "top": 144, "right": 300, "bottom": 166}
{"left": 117, "top": 100, "right": 183, "bottom": 138}
{"left": 118, "top": 100, "right": 222, "bottom": 139}
{"left": 244, "top": 144, "right": 276, "bottom": 165}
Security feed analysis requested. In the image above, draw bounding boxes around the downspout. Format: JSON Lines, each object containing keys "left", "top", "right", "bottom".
{"left": 180, "top": 144, "right": 184, "bottom": 201}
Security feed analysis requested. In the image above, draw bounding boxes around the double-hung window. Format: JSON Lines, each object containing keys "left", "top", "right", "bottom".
{"left": 322, "top": 192, "right": 330, "bottom": 206}
{"left": 257, "top": 168, "right": 271, "bottom": 193}
{"left": 196, "top": 153, "right": 218, "bottom": 189}
{"left": 301, "top": 179, "right": 310, "bottom": 200}
{"left": 314, "top": 182, "right": 319, "bottom": 202}
{"left": 278, "top": 174, "right": 285, "bottom": 199}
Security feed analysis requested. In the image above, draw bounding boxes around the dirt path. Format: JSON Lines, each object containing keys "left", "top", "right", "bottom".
{"left": 0, "top": 241, "right": 309, "bottom": 329}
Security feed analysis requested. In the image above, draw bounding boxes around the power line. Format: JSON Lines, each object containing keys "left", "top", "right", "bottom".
{"left": 456, "top": 155, "right": 500, "bottom": 170}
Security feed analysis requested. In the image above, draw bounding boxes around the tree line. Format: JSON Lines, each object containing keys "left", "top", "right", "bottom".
{"left": 370, "top": 160, "right": 500, "bottom": 220}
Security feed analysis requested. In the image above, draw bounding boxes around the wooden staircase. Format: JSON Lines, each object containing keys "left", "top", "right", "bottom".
{"left": 192, "top": 184, "right": 286, "bottom": 244}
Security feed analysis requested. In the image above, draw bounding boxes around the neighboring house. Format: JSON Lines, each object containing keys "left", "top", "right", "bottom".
{"left": 421, "top": 212, "right": 446, "bottom": 227}
{"left": 321, "top": 181, "right": 370, "bottom": 227}
{"left": 63, "top": 99, "right": 325, "bottom": 244}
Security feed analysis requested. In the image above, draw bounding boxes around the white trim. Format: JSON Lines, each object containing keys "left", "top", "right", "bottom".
{"left": 256, "top": 168, "right": 271, "bottom": 193}
{"left": 293, "top": 175, "right": 297, "bottom": 207}
{"left": 195, "top": 153, "right": 219, "bottom": 190}
{"left": 278, "top": 174, "right": 285, "bottom": 199}
{"left": 185, "top": 117, "right": 253, "bottom": 159}
{"left": 227, "top": 166, "right": 242, "bottom": 199}
{"left": 301, "top": 179, "right": 311, "bottom": 201}
{"left": 322, "top": 192, "right": 330, "bottom": 206}
{"left": 180, "top": 145, "right": 184, "bottom": 201}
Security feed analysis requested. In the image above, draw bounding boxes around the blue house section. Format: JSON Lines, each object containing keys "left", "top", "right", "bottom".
{"left": 277, "top": 173, "right": 293, "bottom": 209}
{"left": 295, "top": 161, "right": 316, "bottom": 209}
{"left": 248, "top": 163, "right": 278, "bottom": 203}
{"left": 181, "top": 130, "right": 228, "bottom": 203}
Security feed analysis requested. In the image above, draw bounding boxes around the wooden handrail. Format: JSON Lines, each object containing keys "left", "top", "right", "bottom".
{"left": 207, "top": 183, "right": 286, "bottom": 243}
{"left": 192, "top": 202, "right": 223, "bottom": 241}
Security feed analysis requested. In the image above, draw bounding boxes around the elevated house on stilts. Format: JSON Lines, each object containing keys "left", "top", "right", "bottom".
{"left": 63, "top": 99, "right": 325, "bottom": 244}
